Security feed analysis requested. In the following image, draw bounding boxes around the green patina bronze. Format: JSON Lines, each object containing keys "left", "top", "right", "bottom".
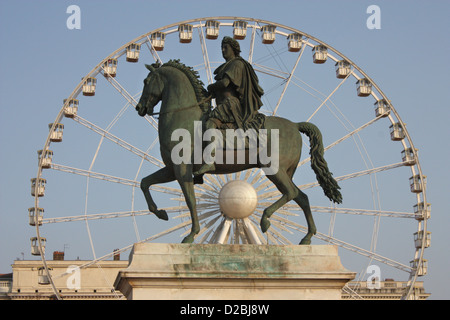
{"left": 135, "top": 37, "right": 342, "bottom": 245}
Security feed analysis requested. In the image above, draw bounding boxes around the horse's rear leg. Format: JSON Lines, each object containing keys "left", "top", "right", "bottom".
{"left": 140, "top": 166, "right": 175, "bottom": 221}
{"left": 260, "top": 170, "right": 299, "bottom": 233}
{"left": 293, "top": 188, "right": 317, "bottom": 245}
{"left": 174, "top": 164, "right": 200, "bottom": 243}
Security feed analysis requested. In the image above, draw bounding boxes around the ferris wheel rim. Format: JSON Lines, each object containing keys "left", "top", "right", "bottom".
{"left": 32, "top": 16, "right": 428, "bottom": 300}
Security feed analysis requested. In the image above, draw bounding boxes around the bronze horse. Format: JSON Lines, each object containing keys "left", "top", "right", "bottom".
{"left": 135, "top": 60, "right": 342, "bottom": 244}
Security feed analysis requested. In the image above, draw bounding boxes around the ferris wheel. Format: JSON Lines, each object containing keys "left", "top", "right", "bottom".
{"left": 30, "top": 17, "right": 429, "bottom": 300}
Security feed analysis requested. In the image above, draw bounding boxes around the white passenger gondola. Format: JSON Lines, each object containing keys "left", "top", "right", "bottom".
{"left": 312, "top": 45, "right": 327, "bottom": 63}
{"left": 261, "top": 25, "right": 276, "bottom": 44}
{"left": 335, "top": 60, "right": 351, "bottom": 78}
{"left": 126, "top": 43, "right": 141, "bottom": 62}
{"left": 28, "top": 207, "right": 44, "bottom": 226}
{"left": 31, "top": 178, "right": 46, "bottom": 197}
{"left": 374, "top": 99, "right": 390, "bottom": 117}
{"left": 356, "top": 78, "right": 372, "bottom": 97}
{"left": 233, "top": 20, "right": 247, "bottom": 40}
{"left": 178, "top": 24, "right": 193, "bottom": 43}
{"left": 103, "top": 58, "right": 117, "bottom": 77}
{"left": 38, "top": 267, "right": 51, "bottom": 285}
{"left": 287, "top": 33, "right": 302, "bottom": 52}
{"left": 414, "top": 230, "right": 431, "bottom": 249}
{"left": 30, "top": 237, "right": 46, "bottom": 256}
{"left": 37, "top": 149, "right": 53, "bottom": 168}
{"left": 410, "top": 175, "right": 426, "bottom": 193}
{"left": 150, "top": 32, "right": 165, "bottom": 51}
{"left": 205, "top": 20, "right": 220, "bottom": 40}
{"left": 49, "top": 123, "right": 64, "bottom": 142}
{"left": 401, "top": 147, "right": 417, "bottom": 165}
{"left": 82, "top": 77, "right": 97, "bottom": 96}
{"left": 390, "top": 123, "right": 405, "bottom": 141}
{"left": 414, "top": 202, "right": 431, "bottom": 221}
{"left": 63, "top": 98, "right": 78, "bottom": 118}
{"left": 410, "top": 259, "right": 428, "bottom": 276}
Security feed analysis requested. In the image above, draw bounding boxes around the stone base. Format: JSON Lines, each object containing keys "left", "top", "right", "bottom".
{"left": 114, "top": 243, "right": 355, "bottom": 300}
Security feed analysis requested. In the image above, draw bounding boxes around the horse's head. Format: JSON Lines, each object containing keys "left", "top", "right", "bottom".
{"left": 136, "top": 63, "right": 164, "bottom": 117}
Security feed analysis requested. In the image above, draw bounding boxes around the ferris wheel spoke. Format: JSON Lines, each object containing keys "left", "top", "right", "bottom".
{"left": 253, "top": 63, "right": 289, "bottom": 80}
{"left": 144, "top": 37, "right": 163, "bottom": 64}
{"left": 72, "top": 115, "right": 163, "bottom": 167}
{"left": 297, "top": 115, "right": 385, "bottom": 168}
{"left": 298, "top": 161, "right": 407, "bottom": 191}
{"left": 50, "top": 163, "right": 181, "bottom": 196}
{"left": 42, "top": 209, "right": 152, "bottom": 224}
{"left": 197, "top": 23, "right": 214, "bottom": 85}
{"left": 277, "top": 216, "right": 412, "bottom": 273}
{"left": 306, "top": 70, "right": 352, "bottom": 122}
{"left": 272, "top": 43, "right": 307, "bottom": 116}
{"left": 100, "top": 66, "right": 158, "bottom": 130}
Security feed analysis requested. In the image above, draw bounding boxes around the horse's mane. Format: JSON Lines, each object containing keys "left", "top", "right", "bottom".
{"left": 161, "top": 59, "right": 211, "bottom": 113}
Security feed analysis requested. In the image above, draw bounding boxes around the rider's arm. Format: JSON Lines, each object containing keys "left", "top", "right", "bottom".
{"left": 207, "top": 75, "right": 231, "bottom": 95}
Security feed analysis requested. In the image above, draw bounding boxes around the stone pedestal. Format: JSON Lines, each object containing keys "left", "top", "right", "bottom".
{"left": 114, "top": 243, "right": 355, "bottom": 300}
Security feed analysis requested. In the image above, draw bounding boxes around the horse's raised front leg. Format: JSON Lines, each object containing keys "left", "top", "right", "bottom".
{"left": 140, "top": 166, "right": 175, "bottom": 221}
{"left": 174, "top": 164, "right": 200, "bottom": 243}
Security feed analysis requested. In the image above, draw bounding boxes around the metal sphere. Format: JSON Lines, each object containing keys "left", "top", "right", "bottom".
{"left": 218, "top": 180, "right": 258, "bottom": 219}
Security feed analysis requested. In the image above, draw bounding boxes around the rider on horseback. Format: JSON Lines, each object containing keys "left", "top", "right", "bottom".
{"left": 194, "top": 36, "right": 266, "bottom": 176}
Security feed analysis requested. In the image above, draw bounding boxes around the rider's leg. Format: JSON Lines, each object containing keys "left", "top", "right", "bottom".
{"left": 194, "top": 119, "right": 219, "bottom": 175}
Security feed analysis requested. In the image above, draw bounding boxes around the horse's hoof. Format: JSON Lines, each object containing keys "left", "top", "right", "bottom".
{"left": 181, "top": 234, "right": 195, "bottom": 243}
{"left": 260, "top": 218, "right": 271, "bottom": 233}
{"left": 299, "top": 237, "right": 311, "bottom": 245}
{"left": 155, "top": 209, "right": 168, "bottom": 221}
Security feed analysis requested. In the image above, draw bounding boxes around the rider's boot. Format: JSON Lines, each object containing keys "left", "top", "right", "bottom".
{"left": 194, "top": 119, "right": 218, "bottom": 176}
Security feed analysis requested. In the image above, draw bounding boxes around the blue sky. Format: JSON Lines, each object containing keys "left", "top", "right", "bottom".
{"left": 0, "top": 0, "right": 449, "bottom": 299}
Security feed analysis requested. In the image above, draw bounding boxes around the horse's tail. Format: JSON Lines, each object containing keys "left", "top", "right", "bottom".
{"left": 297, "top": 122, "right": 343, "bottom": 204}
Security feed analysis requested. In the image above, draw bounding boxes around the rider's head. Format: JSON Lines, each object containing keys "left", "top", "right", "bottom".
{"left": 222, "top": 36, "right": 241, "bottom": 57}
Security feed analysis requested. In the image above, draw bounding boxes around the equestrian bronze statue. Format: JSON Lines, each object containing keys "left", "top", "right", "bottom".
{"left": 135, "top": 37, "right": 342, "bottom": 245}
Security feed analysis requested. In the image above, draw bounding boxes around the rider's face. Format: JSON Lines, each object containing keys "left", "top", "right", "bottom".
{"left": 222, "top": 43, "right": 235, "bottom": 61}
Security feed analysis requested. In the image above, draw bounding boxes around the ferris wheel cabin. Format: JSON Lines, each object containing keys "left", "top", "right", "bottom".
{"left": 335, "top": 60, "right": 351, "bottom": 78}
{"left": 390, "top": 123, "right": 405, "bottom": 141}
{"left": 261, "top": 25, "right": 276, "bottom": 44}
{"left": 30, "top": 237, "right": 46, "bottom": 256}
{"left": 31, "top": 178, "right": 46, "bottom": 197}
{"left": 401, "top": 147, "right": 417, "bottom": 165}
{"left": 178, "top": 24, "right": 193, "bottom": 43}
{"left": 414, "top": 202, "right": 431, "bottom": 221}
{"left": 410, "top": 258, "right": 428, "bottom": 276}
{"left": 312, "top": 45, "right": 328, "bottom": 64}
{"left": 233, "top": 20, "right": 248, "bottom": 40}
{"left": 374, "top": 99, "right": 390, "bottom": 117}
{"left": 410, "top": 175, "right": 426, "bottom": 193}
{"left": 414, "top": 230, "right": 431, "bottom": 249}
{"left": 126, "top": 43, "right": 141, "bottom": 62}
{"left": 63, "top": 99, "right": 78, "bottom": 118}
{"left": 205, "top": 20, "right": 220, "bottom": 39}
{"left": 150, "top": 32, "right": 166, "bottom": 51}
{"left": 356, "top": 78, "right": 372, "bottom": 97}
{"left": 287, "top": 33, "right": 302, "bottom": 52}
{"left": 38, "top": 267, "right": 51, "bottom": 285}
{"left": 103, "top": 59, "right": 118, "bottom": 77}
{"left": 82, "top": 77, "right": 97, "bottom": 96}
{"left": 48, "top": 123, "right": 64, "bottom": 142}
{"left": 28, "top": 207, "right": 43, "bottom": 226}
{"left": 37, "top": 149, "right": 53, "bottom": 169}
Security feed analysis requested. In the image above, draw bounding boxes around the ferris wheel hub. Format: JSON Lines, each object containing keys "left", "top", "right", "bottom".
{"left": 219, "top": 180, "right": 258, "bottom": 219}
